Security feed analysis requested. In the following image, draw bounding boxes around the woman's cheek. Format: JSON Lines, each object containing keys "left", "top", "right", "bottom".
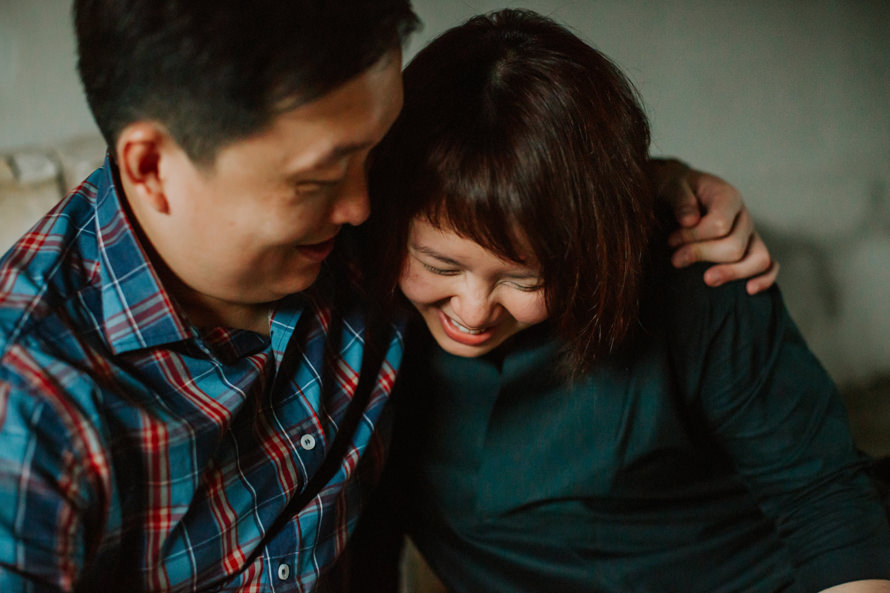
{"left": 511, "top": 292, "right": 550, "bottom": 325}
{"left": 398, "top": 265, "right": 433, "bottom": 303}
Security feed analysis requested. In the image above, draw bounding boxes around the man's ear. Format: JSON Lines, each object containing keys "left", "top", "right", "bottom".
{"left": 115, "top": 123, "right": 172, "bottom": 214}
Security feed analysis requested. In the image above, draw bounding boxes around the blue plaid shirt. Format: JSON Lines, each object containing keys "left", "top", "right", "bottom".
{"left": 0, "top": 158, "right": 404, "bottom": 592}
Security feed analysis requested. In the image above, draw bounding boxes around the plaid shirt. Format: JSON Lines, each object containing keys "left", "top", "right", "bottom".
{"left": 0, "top": 158, "right": 403, "bottom": 592}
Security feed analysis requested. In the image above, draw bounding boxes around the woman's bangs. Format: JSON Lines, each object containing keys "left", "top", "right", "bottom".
{"left": 422, "top": 140, "right": 530, "bottom": 264}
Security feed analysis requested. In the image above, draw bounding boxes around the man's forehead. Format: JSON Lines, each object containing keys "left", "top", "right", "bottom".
{"left": 270, "top": 50, "right": 403, "bottom": 173}
{"left": 293, "top": 140, "right": 375, "bottom": 173}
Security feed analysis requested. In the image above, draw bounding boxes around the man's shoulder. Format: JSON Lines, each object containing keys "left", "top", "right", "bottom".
{"left": 0, "top": 171, "right": 105, "bottom": 358}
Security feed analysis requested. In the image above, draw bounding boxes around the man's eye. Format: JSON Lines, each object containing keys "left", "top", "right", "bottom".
{"left": 295, "top": 179, "right": 340, "bottom": 194}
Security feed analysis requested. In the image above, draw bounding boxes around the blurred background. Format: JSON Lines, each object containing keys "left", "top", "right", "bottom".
{"left": 1, "top": 0, "right": 888, "bottom": 453}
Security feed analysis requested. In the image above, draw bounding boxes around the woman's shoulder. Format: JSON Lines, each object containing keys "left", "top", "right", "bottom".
{"left": 640, "top": 254, "right": 786, "bottom": 359}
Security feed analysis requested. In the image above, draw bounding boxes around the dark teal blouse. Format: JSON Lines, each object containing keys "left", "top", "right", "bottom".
{"left": 383, "top": 263, "right": 890, "bottom": 593}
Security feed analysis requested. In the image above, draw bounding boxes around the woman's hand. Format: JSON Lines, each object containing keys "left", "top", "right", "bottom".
{"left": 651, "top": 158, "right": 779, "bottom": 295}
{"left": 819, "top": 580, "right": 890, "bottom": 593}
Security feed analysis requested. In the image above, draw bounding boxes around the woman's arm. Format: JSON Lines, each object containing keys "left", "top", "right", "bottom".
{"left": 650, "top": 157, "right": 779, "bottom": 294}
{"left": 665, "top": 267, "right": 890, "bottom": 589}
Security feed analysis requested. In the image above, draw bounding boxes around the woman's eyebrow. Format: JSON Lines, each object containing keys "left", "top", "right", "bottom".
{"left": 411, "top": 243, "right": 540, "bottom": 278}
{"left": 503, "top": 271, "right": 540, "bottom": 280}
{"left": 410, "top": 244, "right": 462, "bottom": 266}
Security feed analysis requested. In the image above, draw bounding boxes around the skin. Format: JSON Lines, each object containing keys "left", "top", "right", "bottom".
{"left": 399, "top": 218, "right": 549, "bottom": 358}
{"left": 117, "top": 49, "right": 404, "bottom": 333}
{"left": 651, "top": 159, "right": 780, "bottom": 294}
{"left": 821, "top": 582, "right": 890, "bottom": 593}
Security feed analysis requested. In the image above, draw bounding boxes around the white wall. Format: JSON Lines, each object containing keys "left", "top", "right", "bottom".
{"left": 0, "top": 0, "right": 98, "bottom": 150}
{"left": 4, "top": 1, "right": 886, "bottom": 201}
{"left": 1, "top": 1, "right": 888, "bottom": 385}
{"left": 409, "top": 1, "right": 889, "bottom": 226}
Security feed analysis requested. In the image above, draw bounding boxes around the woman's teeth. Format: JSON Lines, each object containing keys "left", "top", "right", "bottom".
{"left": 450, "top": 317, "right": 485, "bottom": 335}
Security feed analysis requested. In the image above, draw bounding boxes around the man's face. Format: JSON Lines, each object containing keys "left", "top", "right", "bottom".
{"left": 143, "top": 50, "right": 403, "bottom": 317}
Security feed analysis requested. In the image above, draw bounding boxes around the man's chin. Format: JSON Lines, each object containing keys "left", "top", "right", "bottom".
{"left": 276, "top": 267, "right": 324, "bottom": 297}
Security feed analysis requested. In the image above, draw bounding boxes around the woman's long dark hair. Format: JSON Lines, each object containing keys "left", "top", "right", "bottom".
{"left": 367, "top": 9, "right": 655, "bottom": 375}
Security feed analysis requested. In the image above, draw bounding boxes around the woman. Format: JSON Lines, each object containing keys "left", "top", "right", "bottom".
{"left": 356, "top": 9, "right": 890, "bottom": 593}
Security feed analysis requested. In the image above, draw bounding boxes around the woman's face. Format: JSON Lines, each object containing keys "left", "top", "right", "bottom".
{"left": 399, "top": 218, "right": 550, "bottom": 358}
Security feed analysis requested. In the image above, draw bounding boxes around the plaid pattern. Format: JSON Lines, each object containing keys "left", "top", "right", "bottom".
{"left": 0, "top": 158, "right": 403, "bottom": 592}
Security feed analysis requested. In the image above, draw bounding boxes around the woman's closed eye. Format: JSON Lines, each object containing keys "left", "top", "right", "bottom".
{"left": 420, "top": 261, "right": 460, "bottom": 276}
{"left": 504, "top": 279, "right": 543, "bottom": 292}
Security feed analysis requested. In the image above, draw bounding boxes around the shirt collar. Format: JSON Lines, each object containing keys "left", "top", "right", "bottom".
{"left": 94, "top": 156, "right": 192, "bottom": 353}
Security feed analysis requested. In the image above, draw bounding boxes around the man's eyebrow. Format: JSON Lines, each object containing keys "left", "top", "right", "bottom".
{"left": 287, "top": 141, "right": 374, "bottom": 179}
{"left": 312, "top": 141, "right": 374, "bottom": 169}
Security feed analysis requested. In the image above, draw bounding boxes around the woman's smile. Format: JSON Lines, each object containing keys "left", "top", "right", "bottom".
{"left": 399, "top": 219, "right": 549, "bottom": 358}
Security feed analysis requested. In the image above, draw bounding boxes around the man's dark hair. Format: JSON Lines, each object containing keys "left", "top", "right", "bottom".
{"left": 368, "top": 9, "right": 654, "bottom": 375}
{"left": 74, "top": 0, "right": 419, "bottom": 165}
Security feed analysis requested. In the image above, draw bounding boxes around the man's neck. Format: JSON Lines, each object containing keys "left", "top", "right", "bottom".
{"left": 172, "top": 289, "right": 273, "bottom": 335}
{"left": 115, "top": 167, "right": 273, "bottom": 336}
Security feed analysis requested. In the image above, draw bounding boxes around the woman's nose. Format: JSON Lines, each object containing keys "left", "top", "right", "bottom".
{"left": 450, "top": 285, "right": 495, "bottom": 329}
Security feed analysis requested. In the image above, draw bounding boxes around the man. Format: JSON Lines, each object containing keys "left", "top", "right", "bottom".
{"left": 0, "top": 1, "right": 774, "bottom": 591}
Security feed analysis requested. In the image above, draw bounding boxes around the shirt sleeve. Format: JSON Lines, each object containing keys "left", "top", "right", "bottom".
{"left": 0, "top": 364, "right": 94, "bottom": 592}
{"left": 665, "top": 264, "right": 890, "bottom": 590}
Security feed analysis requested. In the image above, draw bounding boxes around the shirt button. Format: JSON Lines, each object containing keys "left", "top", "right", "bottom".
{"left": 277, "top": 563, "right": 290, "bottom": 581}
{"left": 300, "top": 434, "right": 316, "bottom": 451}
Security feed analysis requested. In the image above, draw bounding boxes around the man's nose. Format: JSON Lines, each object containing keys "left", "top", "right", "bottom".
{"left": 330, "top": 167, "right": 370, "bottom": 227}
